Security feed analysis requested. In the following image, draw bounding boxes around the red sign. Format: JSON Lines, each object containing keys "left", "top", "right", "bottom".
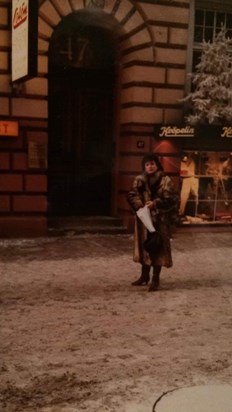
{"left": 0, "top": 121, "right": 19, "bottom": 137}
{"left": 13, "top": 2, "right": 28, "bottom": 29}
{"left": 12, "top": 0, "right": 38, "bottom": 82}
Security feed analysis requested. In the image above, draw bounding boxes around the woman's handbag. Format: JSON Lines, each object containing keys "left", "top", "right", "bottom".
{"left": 143, "top": 231, "right": 162, "bottom": 256}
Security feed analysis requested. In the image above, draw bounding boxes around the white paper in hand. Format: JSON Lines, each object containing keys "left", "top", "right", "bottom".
{"left": 136, "top": 205, "right": 156, "bottom": 233}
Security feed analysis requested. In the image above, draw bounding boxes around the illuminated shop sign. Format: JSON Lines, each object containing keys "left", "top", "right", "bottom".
{"left": 157, "top": 126, "right": 195, "bottom": 138}
{"left": 0, "top": 121, "right": 19, "bottom": 137}
{"left": 221, "top": 127, "right": 232, "bottom": 138}
{"left": 155, "top": 125, "right": 232, "bottom": 140}
{"left": 12, "top": 0, "right": 38, "bottom": 82}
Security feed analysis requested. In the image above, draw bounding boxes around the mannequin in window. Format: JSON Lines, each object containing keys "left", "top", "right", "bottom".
{"left": 220, "top": 152, "right": 232, "bottom": 205}
{"left": 179, "top": 153, "right": 199, "bottom": 216}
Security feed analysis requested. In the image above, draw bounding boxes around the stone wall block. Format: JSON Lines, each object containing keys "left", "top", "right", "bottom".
{"left": 12, "top": 99, "right": 48, "bottom": 119}
{"left": 24, "top": 78, "right": 48, "bottom": 96}
{"left": 13, "top": 195, "right": 47, "bottom": 212}
{"left": 122, "top": 47, "right": 154, "bottom": 64}
{"left": 0, "top": 97, "right": 10, "bottom": 116}
{"left": 0, "top": 74, "right": 11, "bottom": 93}
{"left": 0, "top": 152, "right": 10, "bottom": 169}
{"left": 38, "top": 56, "right": 48, "bottom": 74}
{"left": 167, "top": 68, "right": 187, "bottom": 85}
{"left": 152, "top": 26, "right": 168, "bottom": 44}
{"left": 25, "top": 175, "right": 47, "bottom": 192}
{"left": 123, "top": 11, "right": 144, "bottom": 33}
{"left": 39, "top": 0, "right": 61, "bottom": 26}
{"left": 169, "top": 27, "right": 189, "bottom": 45}
{"left": 70, "top": 0, "right": 85, "bottom": 11}
{"left": 128, "top": 28, "right": 151, "bottom": 48}
{"left": 155, "top": 48, "right": 187, "bottom": 65}
{"left": 115, "top": 0, "right": 135, "bottom": 22}
{"left": 38, "top": 17, "right": 53, "bottom": 39}
{"left": 140, "top": 4, "right": 190, "bottom": 24}
{"left": 122, "top": 66, "right": 165, "bottom": 85}
{"left": 0, "top": 6, "right": 8, "bottom": 25}
{"left": 0, "top": 217, "right": 47, "bottom": 238}
{"left": 52, "top": 0, "right": 72, "bottom": 15}
{"left": 121, "top": 87, "right": 152, "bottom": 104}
{"left": 0, "top": 174, "right": 23, "bottom": 192}
{"left": 120, "top": 106, "right": 163, "bottom": 124}
{"left": 120, "top": 124, "right": 153, "bottom": 134}
{"left": 154, "top": 88, "right": 184, "bottom": 104}
{"left": 0, "top": 195, "right": 10, "bottom": 212}
{"left": 0, "top": 30, "right": 10, "bottom": 47}
{"left": 38, "top": 38, "right": 49, "bottom": 53}
{"left": 118, "top": 155, "right": 144, "bottom": 173}
{"left": 12, "top": 153, "right": 27, "bottom": 171}
{"left": 0, "top": 51, "right": 8, "bottom": 70}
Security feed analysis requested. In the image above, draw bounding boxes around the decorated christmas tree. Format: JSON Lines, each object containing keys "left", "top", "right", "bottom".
{"left": 182, "top": 26, "right": 232, "bottom": 125}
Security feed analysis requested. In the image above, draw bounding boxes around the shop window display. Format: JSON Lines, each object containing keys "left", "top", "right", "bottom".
{"left": 179, "top": 151, "right": 232, "bottom": 224}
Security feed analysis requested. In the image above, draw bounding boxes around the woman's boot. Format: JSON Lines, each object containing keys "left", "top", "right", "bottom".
{"left": 148, "top": 265, "right": 161, "bottom": 291}
{"left": 131, "top": 264, "right": 150, "bottom": 286}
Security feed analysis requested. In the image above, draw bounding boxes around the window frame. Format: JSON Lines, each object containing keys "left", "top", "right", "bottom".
{"left": 185, "top": 0, "right": 232, "bottom": 95}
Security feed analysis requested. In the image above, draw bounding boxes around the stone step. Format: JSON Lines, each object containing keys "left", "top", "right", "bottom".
{"left": 48, "top": 216, "right": 128, "bottom": 236}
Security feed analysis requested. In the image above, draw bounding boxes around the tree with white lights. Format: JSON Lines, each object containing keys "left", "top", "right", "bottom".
{"left": 182, "top": 26, "right": 232, "bottom": 125}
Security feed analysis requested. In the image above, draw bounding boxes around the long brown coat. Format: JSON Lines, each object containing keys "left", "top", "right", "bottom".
{"left": 127, "top": 170, "right": 177, "bottom": 268}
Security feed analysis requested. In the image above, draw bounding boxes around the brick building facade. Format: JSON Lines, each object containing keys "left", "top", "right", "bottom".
{"left": 0, "top": 0, "right": 231, "bottom": 237}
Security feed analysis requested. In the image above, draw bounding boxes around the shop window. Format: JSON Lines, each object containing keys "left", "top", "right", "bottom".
{"left": 153, "top": 125, "right": 232, "bottom": 226}
{"left": 179, "top": 151, "right": 232, "bottom": 224}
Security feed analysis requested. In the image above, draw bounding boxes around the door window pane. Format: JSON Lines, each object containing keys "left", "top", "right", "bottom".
{"left": 205, "top": 11, "right": 214, "bottom": 26}
{"left": 216, "top": 12, "right": 226, "bottom": 27}
{"left": 195, "top": 9, "right": 204, "bottom": 25}
{"left": 204, "top": 27, "right": 214, "bottom": 42}
{"left": 194, "top": 26, "right": 203, "bottom": 42}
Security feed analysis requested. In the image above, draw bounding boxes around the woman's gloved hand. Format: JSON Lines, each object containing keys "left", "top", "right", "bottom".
{"left": 146, "top": 201, "right": 155, "bottom": 210}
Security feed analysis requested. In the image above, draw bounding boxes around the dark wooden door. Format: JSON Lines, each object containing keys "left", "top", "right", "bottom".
{"left": 48, "top": 67, "right": 115, "bottom": 216}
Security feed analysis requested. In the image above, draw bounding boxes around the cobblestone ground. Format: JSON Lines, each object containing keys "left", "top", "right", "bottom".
{"left": 0, "top": 231, "right": 232, "bottom": 411}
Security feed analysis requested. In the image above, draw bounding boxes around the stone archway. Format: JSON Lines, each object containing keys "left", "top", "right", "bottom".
{"left": 38, "top": 0, "right": 156, "bottom": 123}
{"left": 38, "top": 0, "right": 155, "bottom": 217}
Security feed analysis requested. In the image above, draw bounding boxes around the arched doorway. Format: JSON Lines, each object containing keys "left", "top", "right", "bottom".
{"left": 48, "top": 11, "right": 119, "bottom": 217}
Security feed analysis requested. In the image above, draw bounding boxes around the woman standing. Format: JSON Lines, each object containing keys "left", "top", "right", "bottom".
{"left": 127, "top": 153, "right": 178, "bottom": 292}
